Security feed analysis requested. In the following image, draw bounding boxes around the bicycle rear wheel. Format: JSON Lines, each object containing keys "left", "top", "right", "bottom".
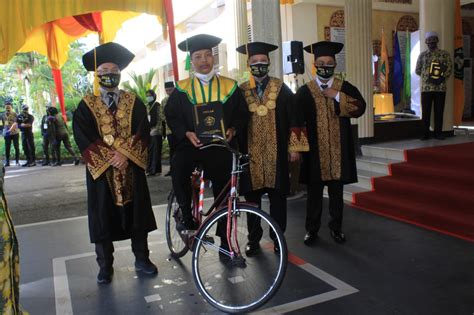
{"left": 192, "top": 206, "right": 287, "bottom": 313}
{"left": 165, "top": 190, "right": 189, "bottom": 258}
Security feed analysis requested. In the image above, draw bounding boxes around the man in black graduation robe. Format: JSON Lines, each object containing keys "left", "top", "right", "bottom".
{"left": 165, "top": 34, "right": 248, "bottom": 254}
{"left": 297, "top": 41, "right": 366, "bottom": 245}
{"left": 73, "top": 42, "right": 157, "bottom": 284}
{"left": 236, "top": 41, "right": 309, "bottom": 255}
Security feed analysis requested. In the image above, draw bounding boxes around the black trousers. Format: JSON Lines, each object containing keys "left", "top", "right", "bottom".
{"left": 147, "top": 135, "right": 163, "bottom": 174}
{"left": 171, "top": 145, "right": 232, "bottom": 238}
{"left": 305, "top": 181, "right": 344, "bottom": 233}
{"left": 21, "top": 132, "right": 35, "bottom": 163}
{"left": 55, "top": 134, "right": 77, "bottom": 162}
{"left": 4, "top": 134, "right": 20, "bottom": 163}
{"left": 42, "top": 136, "right": 51, "bottom": 162}
{"left": 167, "top": 134, "right": 177, "bottom": 172}
{"left": 94, "top": 233, "right": 150, "bottom": 269}
{"left": 421, "top": 91, "right": 446, "bottom": 137}
{"left": 245, "top": 188, "right": 287, "bottom": 244}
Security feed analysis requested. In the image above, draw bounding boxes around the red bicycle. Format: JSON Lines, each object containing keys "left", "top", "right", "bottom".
{"left": 165, "top": 135, "right": 288, "bottom": 313}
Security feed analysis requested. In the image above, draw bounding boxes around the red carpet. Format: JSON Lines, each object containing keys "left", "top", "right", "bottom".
{"left": 353, "top": 142, "right": 474, "bottom": 242}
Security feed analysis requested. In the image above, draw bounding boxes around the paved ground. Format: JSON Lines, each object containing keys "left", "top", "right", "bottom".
{"left": 7, "top": 162, "right": 474, "bottom": 314}
{"left": 4, "top": 162, "right": 172, "bottom": 225}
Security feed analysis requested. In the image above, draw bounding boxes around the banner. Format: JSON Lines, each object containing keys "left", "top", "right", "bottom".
{"left": 393, "top": 31, "right": 403, "bottom": 106}
{"left": 380, "top": 29, "right": 390, "bottom": 93}
{"left": 454, "top": 0, "right": 464, "bottom": 126}
{"left": 402, "top": 30, "right": 411, "bottom": 110}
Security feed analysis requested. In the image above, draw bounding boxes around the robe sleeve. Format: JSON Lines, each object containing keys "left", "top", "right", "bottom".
{"left": 112, "top": 98, "right": 150, "bottom": 170}
{"left": 228, "top": 86, "right": 249, "bottom": 137}
{"left": 334, "top": 81, "right": 366, "bottom": 118}
{"left": 284, "top": 84, "right": 309, "bottom": 153}
{"left": 72, "top": 101, "right": 115, "bottom": 180}
{"left": 164, "top": 90, "right": 188, "bottom": 143}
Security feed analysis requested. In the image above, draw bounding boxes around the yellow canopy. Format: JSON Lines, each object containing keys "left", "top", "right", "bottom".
{"left": 0, "top": 1, "right": 166, "bottom": 66}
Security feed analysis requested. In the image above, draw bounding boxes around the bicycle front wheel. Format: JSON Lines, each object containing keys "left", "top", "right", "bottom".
{"left": 192, "top": 206, "right": 288, "bottom": 313}
{"left": 165, "top": 190, "right": 189, "bottom": 258}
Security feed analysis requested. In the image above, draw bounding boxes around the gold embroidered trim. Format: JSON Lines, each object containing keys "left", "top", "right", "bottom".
{"left": 288, "top": 129, "right": 310, "bottom": 152}
{"left": 240, "top": 77, "right": 283, "bottom": 190}
{"left": 83, "top": 91, "right": 136, "bottom": 206}
{"left": 338, "top": 93, "right": 360, "bottom": 117}
{"left": 240, "top": 78, "right": 282, "bottom": 117}
{"left": 307, "top": 79, "right": 343, "bottom": 181}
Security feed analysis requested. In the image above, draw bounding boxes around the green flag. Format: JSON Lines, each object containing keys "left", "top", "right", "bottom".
{"left": 402, "top": 30, "right": 411, "bottom": 109}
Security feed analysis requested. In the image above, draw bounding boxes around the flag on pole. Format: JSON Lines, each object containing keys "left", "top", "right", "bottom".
{"left": 393, "top": 31, "right": 403, "bottom": 106}
{"left": 380, "top": 29, "right": 390, "bottom": 93}
{"left": 402, "top": 29, "right": 411, "bottom": 110}
{"left": 453, "top": 0, "right": 464, "bottom": 126}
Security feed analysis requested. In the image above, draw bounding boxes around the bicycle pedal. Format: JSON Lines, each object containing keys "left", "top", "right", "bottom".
{"left": 180, "top": 229, "right": 197, "bottom": 236}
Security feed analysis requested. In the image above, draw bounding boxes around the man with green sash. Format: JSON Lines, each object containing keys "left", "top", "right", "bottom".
{"left": 165, "top": 34, "right": 248, "bottom": 251}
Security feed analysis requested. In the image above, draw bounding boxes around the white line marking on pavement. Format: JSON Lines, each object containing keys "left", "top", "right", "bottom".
{"left": 4, "top": 175, "right": 23, "bottom": 179}
{"left": 17, "top": 198, "right": 214, "bottom": 229}
{"left": 144, "top": 294, "right": 162, "bottom": 303}
{"left": 53, "top": 240, "right": 166, "bottom": 315}
{"left": 254, "top": 263, "right": 359, "bottom": 314}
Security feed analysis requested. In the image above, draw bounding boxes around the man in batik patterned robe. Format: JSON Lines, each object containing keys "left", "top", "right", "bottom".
{"left": 236, "top": 41, "right": 309, "bottom": 256}
{"left": 73, "top": 42, "right": 157, "bottom": 284}
{"left": 297, "top": 41, "right": 366, "bottom": 245}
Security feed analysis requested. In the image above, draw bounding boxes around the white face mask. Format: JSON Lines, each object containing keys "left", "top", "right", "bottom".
{"left": 146, "top": 96, "right": 154, "bottom": 103}
{"left": 194, "top": 69, "right": 216, "bottom": 84}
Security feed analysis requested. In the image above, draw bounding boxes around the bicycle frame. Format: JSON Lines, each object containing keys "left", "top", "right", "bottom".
{"left": 188, "top": 136, "right": 250, "bottom": 258}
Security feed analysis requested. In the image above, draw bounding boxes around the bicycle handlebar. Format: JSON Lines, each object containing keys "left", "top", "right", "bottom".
{"left": 199, "top": 134, "right": 247, "bottom": 159}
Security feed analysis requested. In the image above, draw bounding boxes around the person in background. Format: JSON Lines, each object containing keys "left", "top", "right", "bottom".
{"left": 297, "top": 41, "right": 366, "bottom": 246}
{"left": 49, "top": 107, "right": 79, "bottom": 166}
{"left": 40, "top": 106, "right": 56, "bottom": 166}
{"left": 145, "top": 89, "right": 162, "bottom": 176}
{"left": 415, "top": 31, "right": 453, "bottom": 140}
{"left": 16, "top": 105, "right": 36, "bottom": 167}
{"left": 161, "top": 81, "right": 175, "bottom": 177}
{"left": 1, "top": 100, "right": 20, "bottom": 167}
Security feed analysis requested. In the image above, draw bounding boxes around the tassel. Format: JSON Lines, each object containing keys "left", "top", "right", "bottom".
{"left": 310, "top": 44, "right": 316, "bottom": 78}
{"left": 93, "top": 48, "right": 100, "bottom": 96}
{"left": 185, "top": 53, "right": 191, "bottom": 71}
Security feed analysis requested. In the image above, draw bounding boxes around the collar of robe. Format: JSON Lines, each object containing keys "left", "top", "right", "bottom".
{"left": 176, "top": 75, "right": 238, "bottom": 104}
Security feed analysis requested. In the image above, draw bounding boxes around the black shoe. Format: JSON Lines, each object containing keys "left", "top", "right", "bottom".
{"left": 97, "top": 267, "right": 114, "bottom": 284}
{"left": 52, "top": 161, "right": 62, "bottom": 167}
{"left": 21, "top": 163, "right": 29, "bottom": 167}
{"left": 434, "top": 134, "right": 445, "bottom": 140}
{"left": 176, "top": 218, "right": 199, "bottom": 232}
{"left": 41, "top": 161, "right": 50, "bottom": 166}
{"left": 164, "top": 171, "right": 171, "bottom": 177}
{"left": 4, "top": 162, "right": 10, "bottom": 167}
{"left": 330, "top": 229, "right": 346, "bottom": 244}
{"left": 303, "top": 232, "right": 318, "bottom": 246}
{"left": 420, "top": 135, "right": 431, "bottom": 141}
{"left": 245, "top": 242, "right": 261, "bottom": 257}
{"left": 135, "top": 258, "right": 158, "bottom": 275}
{"left": 74, "top": 158, "right": 80, "bottom": 165}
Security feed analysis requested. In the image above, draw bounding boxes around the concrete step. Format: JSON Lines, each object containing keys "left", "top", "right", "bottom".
{"left": 361, "top": 145, "right": 405, "bottom": 161}
{"left": 356, "top": 156, "right": 400, "bottom": 175}
{"left": 355, "top": 169, "right": 387, "bottom": 190}
{"left": 324, "top": 184, "right": 369, "bottom": 203}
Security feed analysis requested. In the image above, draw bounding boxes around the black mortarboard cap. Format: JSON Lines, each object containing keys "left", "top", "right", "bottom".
{"left": 164, "top": 81, "right": 175, "bottom": 88}
{"left": 304, "top": 41, "right": 344, "bottom": 59}
{"left": 236, "top": 41, "right": 278, "bottom": 57}
{"left": 177, "top": 34, "right": 222, "bottom": 55}
{"left": 82, "top": 42, "right": 135, "bottom": 71}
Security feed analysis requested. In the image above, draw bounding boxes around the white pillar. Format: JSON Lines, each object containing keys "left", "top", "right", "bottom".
{"left": 420, "top": 0, "right": 455, "bottom": 132}
{"left": 225, "top": 0, "right": 248, "bottom": 80}
{"left": 251, "top": 0, "right": 283, "bottom": 79}
{"left": 345, "top": 0, "right": 374, "bottom": 138}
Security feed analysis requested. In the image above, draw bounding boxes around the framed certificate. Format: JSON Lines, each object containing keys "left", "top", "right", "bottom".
{"left": 193, "top": 101, "right": 226, "bottom": 144}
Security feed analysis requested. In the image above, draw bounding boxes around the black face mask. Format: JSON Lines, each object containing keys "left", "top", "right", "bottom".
{"left": 98, "top": 73, "right": 121, "bottom": 88}
{"left": 427, "top": 42, "right": 438, "bottom": 50}
{"left": 316, "top": 66, "right": 335, "bottom": 79}
{"left": 249, "top": 63, "right": 270, "bottom": 78}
